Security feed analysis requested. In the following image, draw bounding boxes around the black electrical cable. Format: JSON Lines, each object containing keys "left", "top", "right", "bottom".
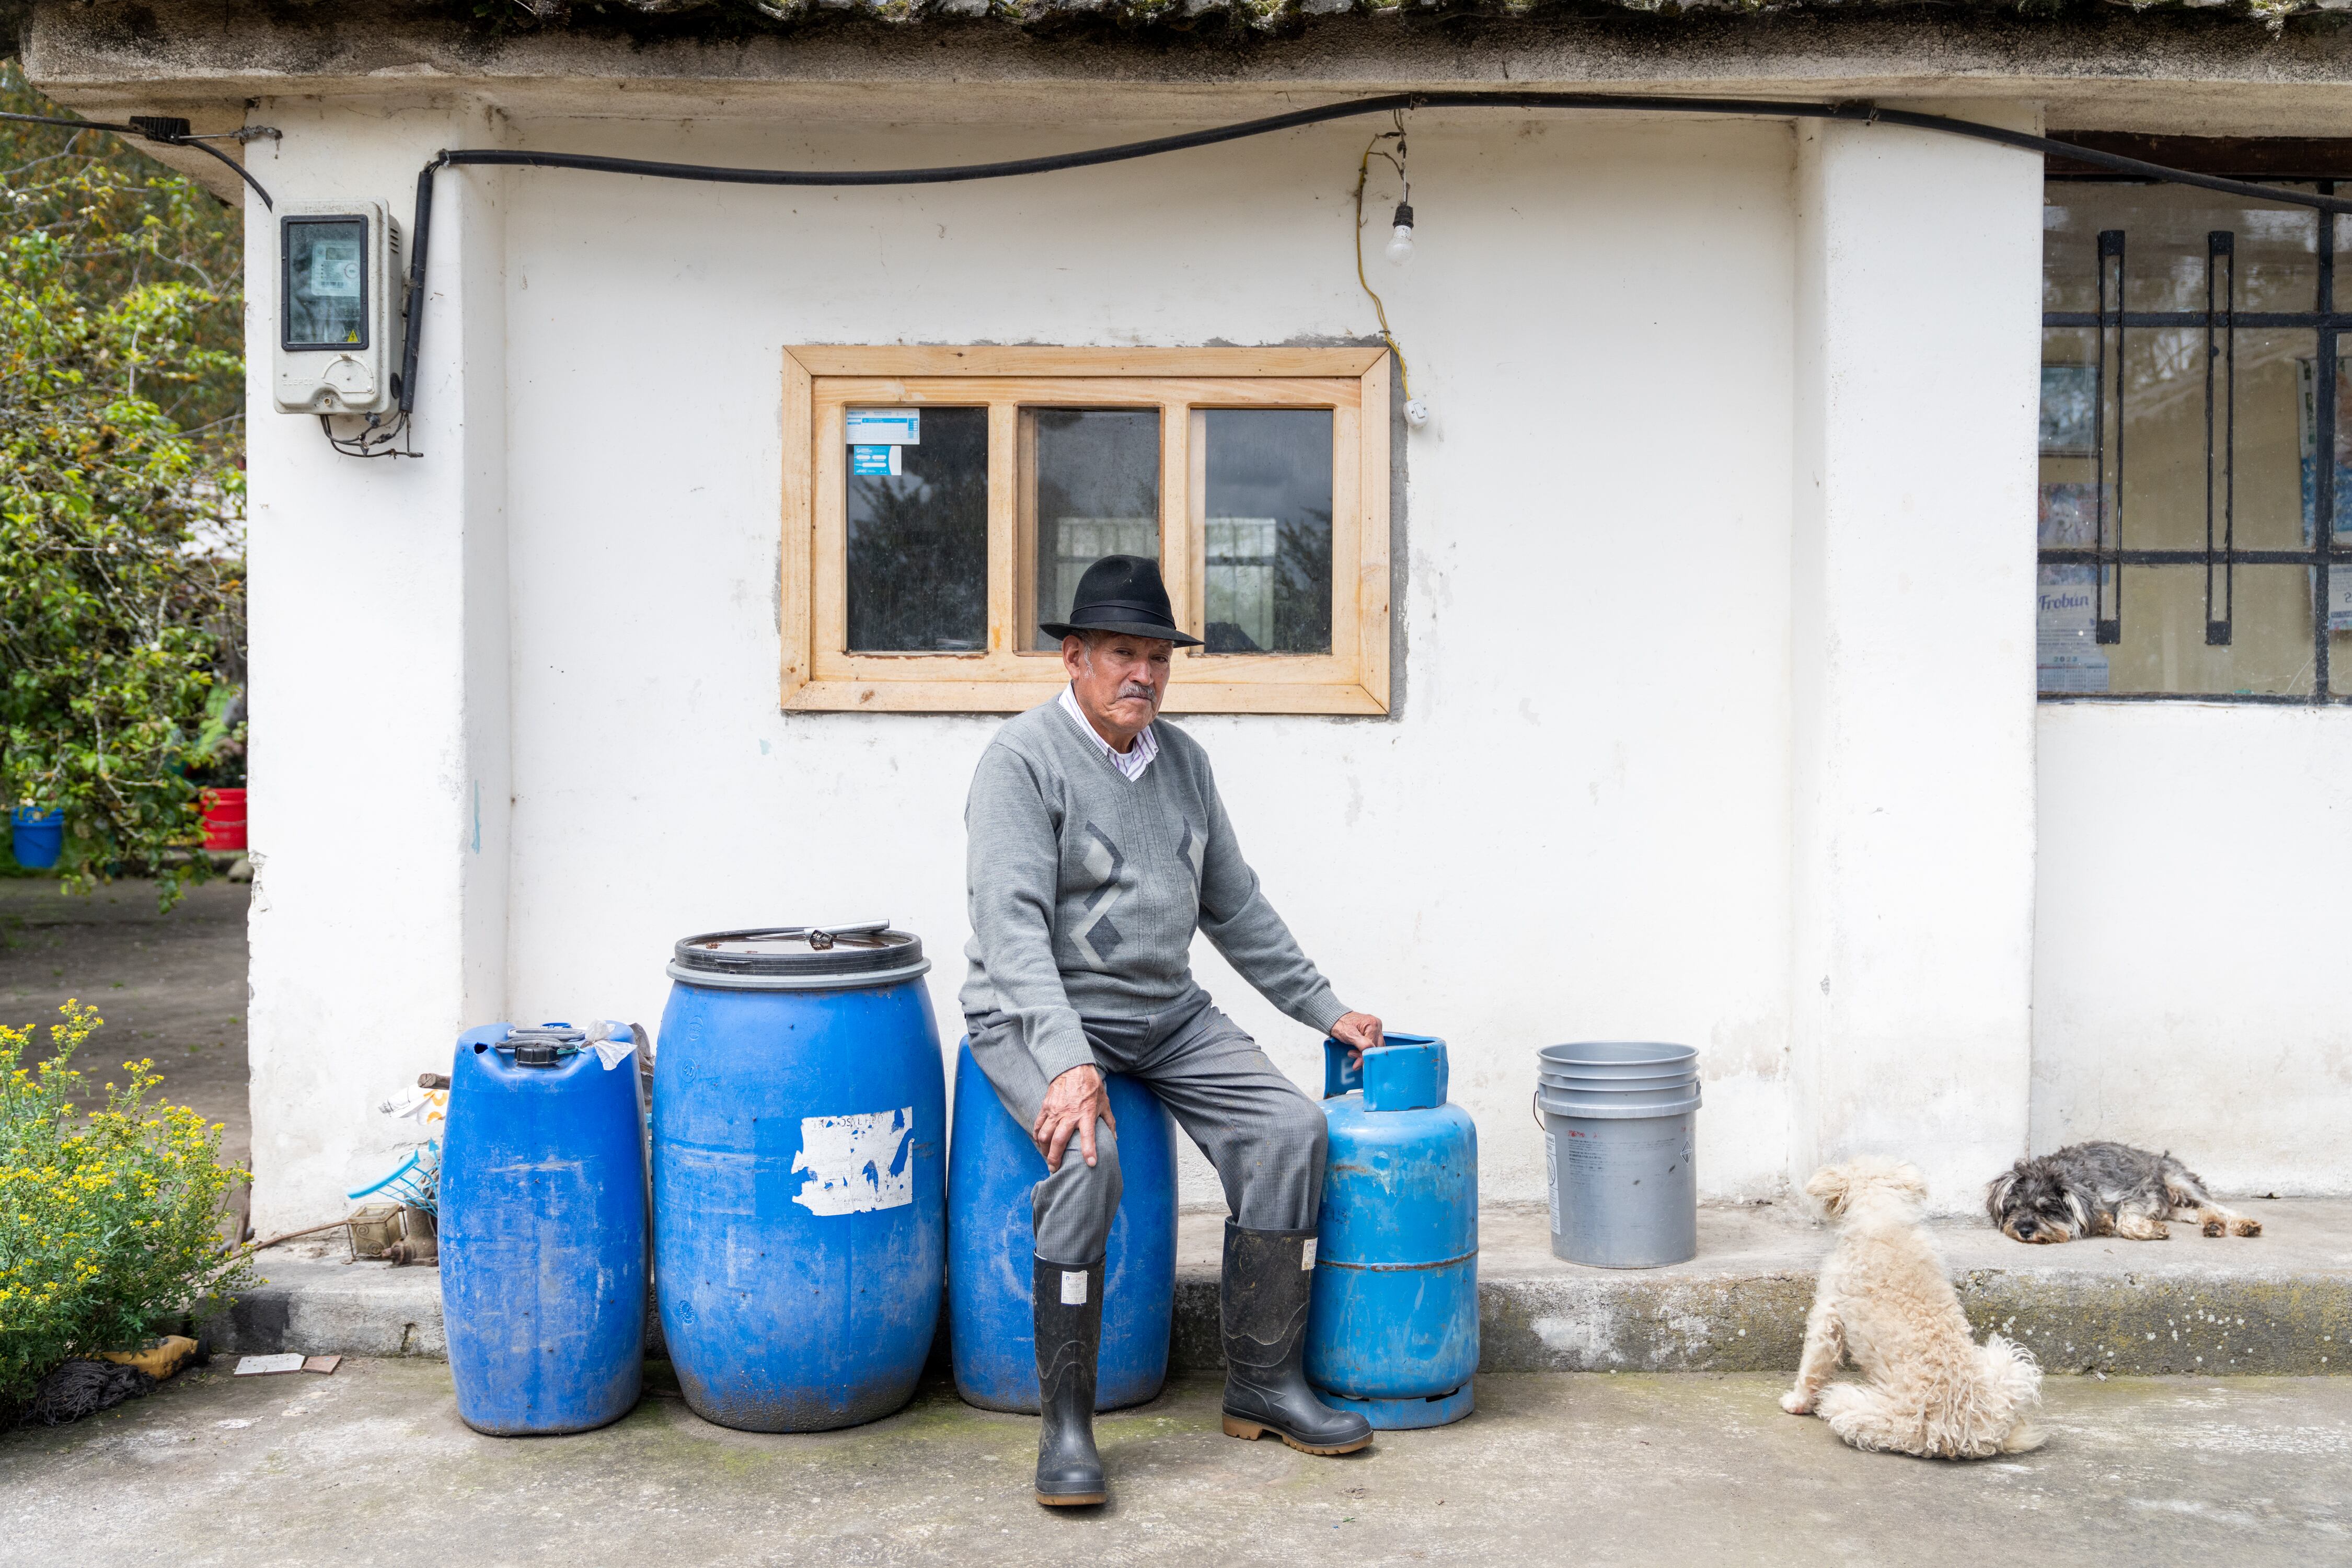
{"left": 396, "top": 90, "right": 2352, "bottom": 422}
{"left": 0, "top": 107, "right": 276, "bottom": 209}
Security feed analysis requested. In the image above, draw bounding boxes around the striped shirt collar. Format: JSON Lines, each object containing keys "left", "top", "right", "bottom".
{"left": 1058, "top": 684, "right": 1158, "bottom": 781}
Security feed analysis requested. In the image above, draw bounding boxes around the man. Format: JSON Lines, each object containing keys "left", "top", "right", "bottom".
{"left": 963, "top": 554, "right": 1386, "bottom": 1507}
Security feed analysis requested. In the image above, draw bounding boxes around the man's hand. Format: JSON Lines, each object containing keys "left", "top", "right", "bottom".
{"left": 1330, "top": 1011, "right": 1385, "bottom": 1067}
{"left": 1034, "top": 1064, "right": 1117, "bottom": 1173}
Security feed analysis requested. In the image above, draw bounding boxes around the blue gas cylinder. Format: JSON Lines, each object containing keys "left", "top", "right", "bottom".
{"left": 654, "top": 925, "right": 946, "bottom": 1432}
{"left": 946, "top": 1039, "right": 1178, "bottom": 1412}
{"left": 1307, "top": 1033, "right": 1478, "bottom": 1429}
{"left": 440, "top": 1020, "right": 648, "bottom": 1436}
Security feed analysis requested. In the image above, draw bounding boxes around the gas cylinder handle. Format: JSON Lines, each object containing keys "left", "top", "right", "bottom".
{"left": 1322, "top": 1036, "right": 1364, "bottom": 1100}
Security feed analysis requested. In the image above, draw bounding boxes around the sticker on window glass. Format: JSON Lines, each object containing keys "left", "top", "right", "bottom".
{"left": 846, "top": 409, "right": 920, "bottom": 446}
{"left": 308, "top": 241, "right": 362, "bottom": 298}
{"left": 851, "top": 445, "right": 902, "bottom": 477}
{"left": 790, "top": 1108, "right": 915, "bottom": 1216}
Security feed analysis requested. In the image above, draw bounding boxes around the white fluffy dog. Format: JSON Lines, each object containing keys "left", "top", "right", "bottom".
{"left": 1780, "top": 1158, "right": 2045, "bottom": 1459}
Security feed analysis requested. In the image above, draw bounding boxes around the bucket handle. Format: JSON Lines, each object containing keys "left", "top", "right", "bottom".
{"left": 1530, "top": 1087, "right": 1544, "bottom": 1134}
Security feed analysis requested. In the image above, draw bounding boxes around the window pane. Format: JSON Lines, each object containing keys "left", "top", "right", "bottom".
{"left": 1201, "top": 409, "right": 1332, "bottom": 654}
{"left": 2043, "top": 185, "right": 2319, "bottom": 315}
{"left": 1029, "top": 409, "right": 1159, "bottom": 650}
{"left": 2331, "top": 561, "right": 2352, "bottom": 697}
{"left": 2044, "top": 564, "right": 2315, "bottom": 696}
{"left": 283, "top": 217, "right": 368, "bottom": 348}
{"left": 846, "top": 406, "right": 987, "bottom": 652}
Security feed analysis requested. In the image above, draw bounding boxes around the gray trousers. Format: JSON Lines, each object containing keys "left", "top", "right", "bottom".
{"left": 967, "top": 993, "right": 1328, "bottom": 1265}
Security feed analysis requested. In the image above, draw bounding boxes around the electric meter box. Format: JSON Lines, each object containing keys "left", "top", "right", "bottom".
{"left": 273, "top": 201, "right": 403, "bottom": 416}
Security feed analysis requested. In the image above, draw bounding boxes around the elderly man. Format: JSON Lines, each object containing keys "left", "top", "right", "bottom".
{"left": 963, "top": 554, "right": 1385, "bottom": 1507}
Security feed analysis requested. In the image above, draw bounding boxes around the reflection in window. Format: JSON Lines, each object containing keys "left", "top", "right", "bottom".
{"left": 846, "top": 406, "right": 988, "bottom": 652}
{"left": 1028, "top": 410, "right": 1160, "bottom": 649}
{"left": 1201, "top": 410, "right": 1333, "bottom": 654}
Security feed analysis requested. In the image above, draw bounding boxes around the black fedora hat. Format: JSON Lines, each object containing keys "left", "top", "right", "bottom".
{"left": 1040, "top": 555, "right": 1203, "bottom": 647}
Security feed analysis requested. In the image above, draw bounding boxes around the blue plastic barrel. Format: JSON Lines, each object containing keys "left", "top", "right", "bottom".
{"left": 440, "top": 1020, "right": 648, "bottom": 1436}
{"left": 1307, "top": 1034, "right": 1479, "bottom": 1429}
{"left": 10, "top": 809, "right": 63, "bottom": 870}
{"left": 655, "top": 924, "right": 945, "bottom": 1432}
{"left": 946, "top": 1038, "right": 1177, "bottom": 1412}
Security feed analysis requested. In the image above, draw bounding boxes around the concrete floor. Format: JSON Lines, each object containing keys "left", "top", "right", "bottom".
{"left": 2, "top": 1364, "right": 2345, "bottom": 1566}
{"left": 0, "top": 877, "right": 251, "bottom": 1172}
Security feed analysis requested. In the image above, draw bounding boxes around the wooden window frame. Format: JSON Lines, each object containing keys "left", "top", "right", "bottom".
{"left": 780, "top": 345, "right": 1391, "bottom": 714}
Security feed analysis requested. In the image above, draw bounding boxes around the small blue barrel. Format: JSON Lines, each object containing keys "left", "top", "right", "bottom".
{"left": 440, "top": 1020, "right": 648, "bottom": 1436}
{"left": 1307, "top": 1034, "right": 1478, "bottom": 1429}
{"left": 10, "top": 808, "right": 64, "bottom": 870}
{"left": 947, "top": 1039, "right": 1177, "bottom": 1412}
{"left": 655, "top": 924, "right": 945, "bottom": 1432}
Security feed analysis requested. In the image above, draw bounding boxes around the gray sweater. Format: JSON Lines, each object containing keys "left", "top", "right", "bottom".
{"left": 961, "top": 699, "right": 1350, "bottom": 1083}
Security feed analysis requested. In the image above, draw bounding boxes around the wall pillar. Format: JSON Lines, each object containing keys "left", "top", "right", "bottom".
{"left": 1788, "top": 104, "right": 2044, "bottom": 1211}
{"left": 244, "top": 105, "right": 511, "bottom": 1231}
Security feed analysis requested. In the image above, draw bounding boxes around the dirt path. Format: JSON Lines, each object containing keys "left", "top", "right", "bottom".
{"left": 0, "top": 877, "right": 251, "bottom": 1175}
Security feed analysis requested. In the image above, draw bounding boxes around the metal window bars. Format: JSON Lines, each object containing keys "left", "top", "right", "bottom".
{"left": 2206, "top": 229, "right": 2236, "bottom": 648}
{"left": 2094, "top": 229, "right": 2125, "bottom": 645}
{"left": 2040, "top": 178, "right": 2349, "bottom": 702}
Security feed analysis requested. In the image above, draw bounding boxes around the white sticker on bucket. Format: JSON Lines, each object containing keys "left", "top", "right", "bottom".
{"left": 1301, "top": 1238, "right": 1318, "bottom": 1271}
{"left": 1061, "top": 1269, "right": 1088, "bottom": 1305}
{"left": 790, "top": 1108, "right": 915, "bottom": 1216}
{"left": 1545, "top": 1131, "right": 1561, "bottom": 1235}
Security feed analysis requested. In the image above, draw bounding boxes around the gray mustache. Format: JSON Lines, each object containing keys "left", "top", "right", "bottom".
{"left": 1117, "top": 685, "right": 1158, "bottom": 702}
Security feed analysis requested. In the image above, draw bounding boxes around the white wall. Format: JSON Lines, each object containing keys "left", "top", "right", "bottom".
{"left": 2034, "top": 703, "right": 2352, "bottom": 1192}
{"left": 1787, "top": 107, "right": 2045, "bottom": 1210}
{"left": 490, "top": 111, "right": 1800, "bottom": 1216}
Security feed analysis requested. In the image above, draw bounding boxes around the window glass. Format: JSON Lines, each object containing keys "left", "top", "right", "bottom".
{"left": 2039, "top": 179, "right": 2341, "bottom": 700}
{"left": 2042, "top": 186, "right": 2319, "bottom": 314}
{"left": 2081, "top": 565, "right": 2315, "bottom": 696}
{"left": 2331, "top": 560, "right": 2352, "bottom": 697}
{"left": 283, "top": 217, "right": 367, "bottom": 348}
{"left": 1027, "top": 409, "right": 1160, "bottom": 650}
{"left": 1200, "top": 409, "right": 1333, "bottom": 654}
{"left": 845, "top": 406, "right": 988, "bottom": 652}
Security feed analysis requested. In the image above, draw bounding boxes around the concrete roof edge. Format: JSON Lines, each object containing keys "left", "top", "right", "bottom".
{"left": 27, "top": 4, "right": 2352, "bottom": 87}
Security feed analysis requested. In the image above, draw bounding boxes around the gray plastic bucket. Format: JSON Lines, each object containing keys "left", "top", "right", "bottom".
{"left": 1536, "top": 1042, "right": 1700, "bottom": 1269}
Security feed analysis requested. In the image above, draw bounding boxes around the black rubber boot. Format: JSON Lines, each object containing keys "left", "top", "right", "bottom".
{"left": 1219, "top": 1222, "right": 1374, "bottom": 1456}
{"left": 1033, "top": 1255, "right": 1108, "bottom": 1506}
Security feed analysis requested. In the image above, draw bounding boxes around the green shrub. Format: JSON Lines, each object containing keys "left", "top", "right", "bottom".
{"left": 0, "top": 1000, "right": 252, "bottom": 1409}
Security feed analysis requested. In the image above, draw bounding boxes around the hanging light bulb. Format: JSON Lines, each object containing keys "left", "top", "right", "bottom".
{"left": 1384, "top": 200, "right": 1415, "bottom": 266}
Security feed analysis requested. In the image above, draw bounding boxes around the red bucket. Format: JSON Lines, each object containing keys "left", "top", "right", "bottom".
{"left": 200, "top": 788, "right": 247, "bottom": 852}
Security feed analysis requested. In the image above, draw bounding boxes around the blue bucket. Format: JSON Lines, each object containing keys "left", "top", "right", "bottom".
{"left": 946, "top": 1037, "right": 1177, "bottom": 1413}
{"left": 9, "top": 809, "right": 63, "bottom": 870}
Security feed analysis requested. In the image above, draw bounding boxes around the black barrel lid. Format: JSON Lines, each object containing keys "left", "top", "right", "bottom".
{"left": 667, "top": 922, "right": 930, "bottom": 991}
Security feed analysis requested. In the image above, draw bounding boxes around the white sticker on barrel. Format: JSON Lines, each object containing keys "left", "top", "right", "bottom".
{"left": 1061, "top": 1270, "right": 1088, "bottom": 1305}
{"left": 1301, "top": 1238, "right": 1318, "bottom": 1270}
{"left": 790, "top": 1108, "right": 915, "bottom": 1216}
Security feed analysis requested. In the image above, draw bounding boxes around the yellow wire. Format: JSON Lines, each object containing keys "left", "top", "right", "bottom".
{"left": 1352, "top": 134, "right": 1413, "bottom": 401}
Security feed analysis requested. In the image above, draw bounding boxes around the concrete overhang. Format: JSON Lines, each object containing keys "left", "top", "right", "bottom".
{"left": 21, "top": 0, "right": 2352, "bottom": 202}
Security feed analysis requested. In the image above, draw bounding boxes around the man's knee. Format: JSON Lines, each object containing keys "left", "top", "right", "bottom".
{"left": 1035, "top": 1118, "right": 1124, "bottom": 1249}
{"left": 1270, "top": 1092, "right": 1327, "bottom": 1163}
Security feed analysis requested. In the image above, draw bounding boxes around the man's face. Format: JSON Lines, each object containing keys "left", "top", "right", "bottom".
{"left": 1064, "top": 632, "right": 1173, "bottom": 739}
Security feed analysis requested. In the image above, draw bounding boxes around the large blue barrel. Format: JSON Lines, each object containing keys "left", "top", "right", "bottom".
{"left": 1307, "top": 1034, "right": 1479, "bottom": 1429}
{"left": 655, "top": 925, "right": 945, "bottom": 1432}
{"left": 947, "top": 1039, "right": 1177, "bottom": 1412}
{"left": 440, "top": 1020, "right": 648, "bottom": 1436}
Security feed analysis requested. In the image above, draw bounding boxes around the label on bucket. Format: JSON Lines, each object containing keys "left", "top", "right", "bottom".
{"left": 790, "top": 1108, "right": 915, "bottom": 1216}
{"left": 1544, "top": 1132, "right": 1561, "bottom": 1235}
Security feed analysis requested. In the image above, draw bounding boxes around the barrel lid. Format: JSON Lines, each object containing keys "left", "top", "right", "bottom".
{"left": 667, "top": 923, "right": 930, "bottom": 991}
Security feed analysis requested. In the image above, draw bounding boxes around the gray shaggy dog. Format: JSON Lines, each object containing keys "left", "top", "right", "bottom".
{"left": 1986, "top": 1142, "right": 2261, "bottom": 1244}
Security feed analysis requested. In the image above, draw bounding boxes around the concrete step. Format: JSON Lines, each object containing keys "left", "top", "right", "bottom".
{"left": 214, "top": 1198, "right": 2352, "bottom": 1376}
